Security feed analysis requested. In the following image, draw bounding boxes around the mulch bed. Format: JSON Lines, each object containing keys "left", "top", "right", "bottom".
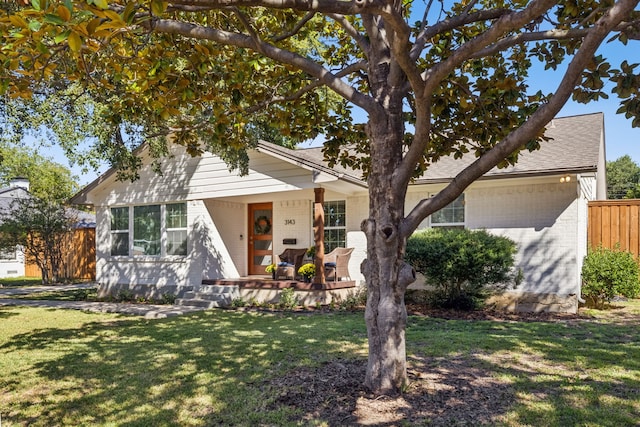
{"left": 266, "top": 357, "right": 515, "bottom": 426}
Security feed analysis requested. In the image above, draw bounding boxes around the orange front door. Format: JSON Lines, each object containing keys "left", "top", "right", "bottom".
{"left": 248, "top": 203, "right": 273, "bottom": 275}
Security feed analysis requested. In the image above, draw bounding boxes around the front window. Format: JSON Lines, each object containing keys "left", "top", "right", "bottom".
{"left": 324, "top": 200, "right": 346, "bottom": 253}
{"left": 110, "top": 207, "right": 129, "bottom": 256}
{"left": 133, "top": 205, "right": 161, "bottom": 256}
{"left": 166, "top": 203, "right": 187, "bottom": 256}
{"left": 110, "top": 203, "right": 187, "bottom": 257}
{"left": 431, "top": 193, "right": 465, "bottom": 228}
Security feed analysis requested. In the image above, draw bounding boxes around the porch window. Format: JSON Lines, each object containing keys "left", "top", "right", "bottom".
{"left": 324, "top": 200, "right": 346, "bottom": 253}
{"left": 166, "top": 203, "right": 187, "bottom": 256}
{"left": 430, "top": 193, "right": 465, "bottom": 229}
{"left": 133, "top": 205, "right": 161, "bottom": 256}
{"left": 110, "top": 207, "right": 129, "bottom": 256}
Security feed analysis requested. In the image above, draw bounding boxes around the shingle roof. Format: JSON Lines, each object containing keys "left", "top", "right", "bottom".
{"left": 260, "top": 112, "right": 603, "bottom": 185}
{"left": 413, "top": 112, "right": 603, "bottom": 183}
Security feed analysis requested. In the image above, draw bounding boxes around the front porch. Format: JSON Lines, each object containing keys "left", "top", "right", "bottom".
{"left": 173, "top": 276, "right": 359, "bottom": 308}
{"left": 202, "top": 276, "right": 356, "bottom": 290}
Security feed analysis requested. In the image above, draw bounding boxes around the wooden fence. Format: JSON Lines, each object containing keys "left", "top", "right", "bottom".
{"left": 588, "top": 200, "right": 640, "bottom": 257}
{"left": 25, "top": 228, "right": 96, "bottom": 280}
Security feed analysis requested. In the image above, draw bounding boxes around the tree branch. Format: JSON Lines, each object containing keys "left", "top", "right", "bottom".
{"left": 273, "top": 11, "right": 316, "bottom": 42}
{"left": 422, "top": 0, "right": 557, "bottom": 94}
{"left": 402, "top": 0, "right": 640, "bottom": 237}
{"left": 470, "top": 28, "right": 591, "bottom": 59}
{"left": 167, "top": 0, "right": 384, "bottom": 15}
{"left": 410, "top": 8, "right": 511, "bottom": 61}
{"left": 328, "top": 13, "right": 371, "bottom": 56}
{"left": 245, "top": 61, "right": 367, "bottom": 113}
{"left": 150, "top": 18, "right": 378, "bottom": 112}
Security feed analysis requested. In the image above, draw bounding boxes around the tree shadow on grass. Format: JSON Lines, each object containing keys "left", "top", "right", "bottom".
{"left": 0, "top": 310, "right": 366, "bottom": 426}
{"left": 1, "top": 309, "right": 639, "bottom": 426}
{"left": 266, "top": 314, "right": 640, "bottom": 426}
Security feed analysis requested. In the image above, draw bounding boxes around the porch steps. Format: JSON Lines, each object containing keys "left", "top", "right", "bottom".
{"left": 174, "top": 284, "right": 240, "bottom": 309}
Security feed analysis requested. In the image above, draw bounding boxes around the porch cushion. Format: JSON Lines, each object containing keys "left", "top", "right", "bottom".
{"left": 324, "top": 262, "right": 337, "bottom": 267}
{"left": 278, "top": 262, "right": 293, "bottom": 267}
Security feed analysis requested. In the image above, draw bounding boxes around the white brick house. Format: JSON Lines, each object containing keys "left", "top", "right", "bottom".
{"left": 71, "top": 113, "right": 606, "bottom": 312}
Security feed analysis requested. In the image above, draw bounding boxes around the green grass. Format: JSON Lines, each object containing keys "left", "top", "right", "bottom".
{"left": 0, "top": 304, "right": 638, "bottom": 426}
{"left": 0, "top": 277, "right": 44, "bottom": 288}
{"left": 5, "top": 288, "right": 98, "bottom": 301}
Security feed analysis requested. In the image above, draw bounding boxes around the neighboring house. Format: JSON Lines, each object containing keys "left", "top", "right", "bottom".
{"left": 0, "top": 178, "right": 97, "bottom": 281}
{"left": 70, "top": 113, "right": 607, "bottom": 312}
{"left": 0, "top": 178, "right": 31, "bottom": 278}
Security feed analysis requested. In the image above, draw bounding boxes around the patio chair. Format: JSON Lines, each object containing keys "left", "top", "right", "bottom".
{"left": 275, "top": 248, "right": 307, "bottom": 280}
{"left": 324, "top": 247, "right": 354, "bottom": 282}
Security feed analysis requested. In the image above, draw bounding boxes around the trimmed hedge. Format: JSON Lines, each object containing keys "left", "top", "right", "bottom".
{"left": 405, "top": 228, "right": 518, "bottom": 310}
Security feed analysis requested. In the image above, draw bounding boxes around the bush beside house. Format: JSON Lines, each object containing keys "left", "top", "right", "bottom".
{"left": 581, "top": 245, "right": 640, "bottom": 308}
{"left": 405, "top": 229, "right": 518, "bottom": 310}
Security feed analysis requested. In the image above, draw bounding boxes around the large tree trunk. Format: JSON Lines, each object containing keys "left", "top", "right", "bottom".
{"left": 362, "top": 105, "right": 417, "bottom": 395}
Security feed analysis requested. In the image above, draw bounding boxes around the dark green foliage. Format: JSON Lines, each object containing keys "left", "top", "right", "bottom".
{"left": 405, "top": 228, "right": 518, "bottom": 310}
{"left": 581, "top": 245, "right": 640, "bottom": 309}
{"left": 606, "top": 155, "right": 640, "bottom": 199}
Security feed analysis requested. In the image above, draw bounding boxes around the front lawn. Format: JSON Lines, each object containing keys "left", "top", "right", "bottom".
{"left": 0, "top": 304, "right": 638, "bottom": 426}
{"left": 0, "top": 277, "right": 43, "bottom": 288}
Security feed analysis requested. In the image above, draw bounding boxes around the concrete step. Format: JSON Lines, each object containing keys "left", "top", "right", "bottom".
{"left": 175, "top": 284, "right": 239, "bottom": 308}
{"left": 175, "top": 298, "right": 225, "bottom": 309}
{"left": 181, "top": 291, "right": 228, "bottom": 301}
{"left": 192, "top": 284, "right": 239, "bottom": 295}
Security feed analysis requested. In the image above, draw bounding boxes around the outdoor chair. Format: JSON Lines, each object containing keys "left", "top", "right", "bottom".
{"left": 323, "top": 247, "right": 354, "bottom": 282}
{"left": 275, "top": 248, "right": 307, "bottom": 280}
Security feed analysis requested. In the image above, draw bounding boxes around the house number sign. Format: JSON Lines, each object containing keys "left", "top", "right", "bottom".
{"left": 284, "top": 219, "right": 296, "bottom": 225}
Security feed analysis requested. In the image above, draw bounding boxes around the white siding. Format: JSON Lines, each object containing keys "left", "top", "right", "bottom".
{"left": 206, "top": 200, "right": 245, "bottom": 277}
{"left": 192, "top": 200, "right": 240, "bottom": 280}
{"left": 466, "top": 182, "right": 579, "bottom": 295}
{"left": 0, "top": 250, "right": 24, "bottom": 278}
{"left": 273, "top": 199, "right": 313, "bottom": 260}
{"left": 89, "top": 146, "right": 315, "bottom": 206}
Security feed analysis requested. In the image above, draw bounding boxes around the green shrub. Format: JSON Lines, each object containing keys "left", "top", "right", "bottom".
{"left": 338, "top": 285, "right": 367, "bottom": 311}
{"left": 581, "top": 245, "right": 640, "bottom": 309}
{"left": 405, "top": 228, "right": 518, "bottom": 310}
{"left": 160, "top": 293, "right": 177, "bottom": 305}
{"left": 278, "top": 287, "right": 299, "bottom": 310}
{"left": 115, "top": 290, "right": 136, "bottom": 302}
{"left": 231, "top": 297, "right": 247, "bottom": 308}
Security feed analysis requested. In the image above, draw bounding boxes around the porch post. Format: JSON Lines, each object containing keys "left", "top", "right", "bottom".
{"left": 313, "top": 187, "right": 325, "bottom": 284}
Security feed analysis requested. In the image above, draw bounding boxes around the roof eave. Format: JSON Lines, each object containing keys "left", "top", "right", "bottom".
{"left": 256, "top": 141, "right": 368, "bottom": 188}
{"left": 412, "top": 166, "right": 599, "bottom": 185}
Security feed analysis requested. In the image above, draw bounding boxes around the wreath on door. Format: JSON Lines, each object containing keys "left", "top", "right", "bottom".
{"left": 254, "top": 215, "right": 271, "bottom": 235}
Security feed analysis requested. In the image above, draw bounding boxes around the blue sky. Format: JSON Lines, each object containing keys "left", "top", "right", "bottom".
{"left": 55, "top": 20, "right": 640, "bottom": 187}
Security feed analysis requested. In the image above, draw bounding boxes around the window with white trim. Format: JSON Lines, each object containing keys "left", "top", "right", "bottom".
{"left": 110, "top": 203, "right": 187, "bottom": 257}
{"left": 166, "top": 203, "right": 187, "bottom": 256}
{"left": 324, "top": 200, "right": 346, "bottom": 253}
{"left": 110, "top": 207, "right": 129, "bottom": 256}
{"left": 133, "top": 205, "right": 161, "bottom": 255}
{"left": 430, "top": 193, "right": 465, "bottom": 228}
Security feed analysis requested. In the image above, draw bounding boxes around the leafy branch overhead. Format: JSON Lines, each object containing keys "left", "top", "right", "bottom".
{"left": 1, "top": 0, "right": 638, "bottom": 179}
